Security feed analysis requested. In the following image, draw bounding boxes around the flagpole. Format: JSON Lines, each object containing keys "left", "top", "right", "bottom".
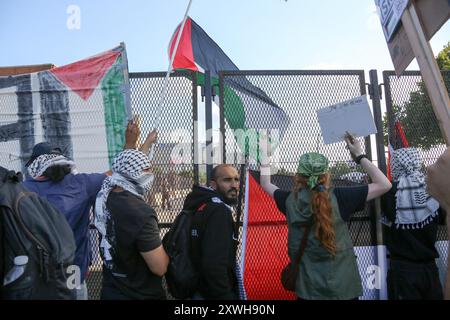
{"left": 235, "top": 154, "right": 249, "bottom": 246}
{"left": 149, "top": 0, "right": 193, "bottom": 159}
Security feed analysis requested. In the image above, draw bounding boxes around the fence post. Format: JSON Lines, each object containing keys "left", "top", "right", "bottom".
{"left": 218, "top": 72, "right": 226, "bottom": 165}
{"left": 369, "top": 69, "right": 388, "bottom": 300}
{"left": 204, "top": 70, "right": 213, "bottom": 185}
{"left": 192, "top": 72, "right": 200, "bottom": 185}
{"left": 369, "top": 70, "right": 387, "bottom": 174}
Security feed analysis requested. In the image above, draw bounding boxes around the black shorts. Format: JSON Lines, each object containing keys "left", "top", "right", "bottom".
{"left": 387, "top": 259, "right": 443, "bottom": 300}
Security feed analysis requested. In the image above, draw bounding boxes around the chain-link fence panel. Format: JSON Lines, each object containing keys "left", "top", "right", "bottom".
{"left": 86, "top": 71, "right": 198, "bottom": 300}
{"left": 383, "top": 70, "right": 450, "bottom": 288}
{"left": 219, "top": 70, "right": 379, "bottom": 299}
{"left": 383, "top": 71, "right": 449, "bottom": 165}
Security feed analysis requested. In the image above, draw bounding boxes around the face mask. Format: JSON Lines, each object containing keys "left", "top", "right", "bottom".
{"left": 134, "top": 172, "right": 155, "bottom": 194}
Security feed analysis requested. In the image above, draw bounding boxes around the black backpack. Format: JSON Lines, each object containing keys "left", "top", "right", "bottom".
{"left": 0, "top": 166, "right": 76, "bottom": 300}
{"left": 162, "top": 205, "right": 205, "bottom": 299}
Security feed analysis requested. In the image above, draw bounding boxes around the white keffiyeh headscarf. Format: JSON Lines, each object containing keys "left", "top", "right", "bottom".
{"left": 391, "top": 148, "right": 439, "bottom": 229}
{"left": 27, "top": 154, "right": 75, "bottom": 180}
{"left": 94, "top": 149, "right": 154, "bottom": 269}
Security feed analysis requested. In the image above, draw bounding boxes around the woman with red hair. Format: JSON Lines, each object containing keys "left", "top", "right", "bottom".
{"left": 260, "top": 133, "right": 391, "bottom": 300}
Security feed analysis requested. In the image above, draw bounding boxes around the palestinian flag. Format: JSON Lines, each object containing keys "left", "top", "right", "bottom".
{"left": 0, "top": 44, "right": 130, "bottom": 173}
{"left": 240, "top": 170, "right": 296, "bottom": 300}
{"left": 168, "top": 17, "right": 290, "bottom": 158}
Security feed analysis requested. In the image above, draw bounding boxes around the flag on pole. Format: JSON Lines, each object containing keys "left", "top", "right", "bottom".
{"left": 167, "top": 17, "right": 294, "bottom": 298}
{"left": 0, "top": 44, "right": 131, "bottom": 173}
{"left": 168, "top": 17, "right": 290, "bottom": 158}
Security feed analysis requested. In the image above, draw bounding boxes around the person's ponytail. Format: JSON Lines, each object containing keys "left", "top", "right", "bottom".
{"left": 294, "top": 173, "right": 336, "bottom": 255}
{"left": 311, "top": 174, "right": 336, "bottom": 255}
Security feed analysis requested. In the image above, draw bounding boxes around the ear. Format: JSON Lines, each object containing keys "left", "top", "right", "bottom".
{"left": 210, "top": 180, "right": 217, "bottom": 190}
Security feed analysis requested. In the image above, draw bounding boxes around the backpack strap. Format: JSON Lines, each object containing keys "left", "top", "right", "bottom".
{"left": 190, "top": 199, "right": 236, "bottom": 269}
{"left": 14, "top": 192, "right": 51, "bottom": 282}
{"left": 291, "top": 219, "right": 313, "bottom": 270}
{"left": 189, "top": 203, "right": 208, "bottom": 270}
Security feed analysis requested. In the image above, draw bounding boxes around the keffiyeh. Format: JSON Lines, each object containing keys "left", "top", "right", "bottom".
{"left": 27, "top": 154, "right": 75, "bottom": 180}
{"left": 94, "top": 149, "right": 154, "bottom": 269}
{"left": 391, "top": 148, "right": 439, "bottom": 229}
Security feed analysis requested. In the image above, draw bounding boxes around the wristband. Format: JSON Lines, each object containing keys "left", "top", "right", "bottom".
{"left": 355, "top": 154, "right": 368, "bottom": 164}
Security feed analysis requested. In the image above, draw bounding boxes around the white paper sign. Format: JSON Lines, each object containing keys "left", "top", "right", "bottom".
{"left": 316, "top": 95, "right": 377, "bottom": 145}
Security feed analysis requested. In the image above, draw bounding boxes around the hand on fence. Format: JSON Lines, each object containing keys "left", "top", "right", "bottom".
{"left": 124, "top": 117, "right": 141, "bottom": 149}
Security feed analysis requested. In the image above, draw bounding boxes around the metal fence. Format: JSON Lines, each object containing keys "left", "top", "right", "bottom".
{"left": 2, "top": 64, "right": 447, "bottom": 299}
{"left": 219, "top": 70, "right": 380, "bottom": 299}
{"left": 81, "top": 69, "right": 449, "bottom": 300}
{"left": 383, "top": 70, "right": 450, "bottom": 286}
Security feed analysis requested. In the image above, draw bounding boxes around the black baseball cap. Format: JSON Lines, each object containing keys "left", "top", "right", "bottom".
{"left": 25, "top": 142, "right": 62, "bottom": 167}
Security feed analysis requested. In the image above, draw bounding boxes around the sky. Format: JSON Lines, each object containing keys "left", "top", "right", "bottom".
{"left": 1, "top": 0, "right": 449, "bottom": 73}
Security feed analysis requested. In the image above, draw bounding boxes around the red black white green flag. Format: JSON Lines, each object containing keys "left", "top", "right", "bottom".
{"left": 168, "top": 17, "right": 290, "bottom": 157}
{"left": 0, "top": 44, "right": 130, "bottom": 173}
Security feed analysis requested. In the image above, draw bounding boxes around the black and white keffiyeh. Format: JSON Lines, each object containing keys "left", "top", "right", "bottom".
{"left": 391, "top": 148, "right": 439, "bottom": 229}
{"left": 94, "top": 149, "right": 154, "bottom": 269}
{"left": 27, "top": 154, "right": 75, "bottom": 180}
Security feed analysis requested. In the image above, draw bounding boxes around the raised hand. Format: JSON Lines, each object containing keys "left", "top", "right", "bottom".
{"left": 139, "top": 129, "right": 158, "bottom": 155}
{"left": 344, "top": 131, "right": 363, "bottom": 161}
{"left": 124, "top": 117, "right": 141, "bottom": 149}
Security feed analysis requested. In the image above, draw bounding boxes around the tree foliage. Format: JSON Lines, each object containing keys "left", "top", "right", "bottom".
{"left": 436, "top": 42, "right": 450, "bottom": 70}
{"left": 383, "top": 43, "right": 450, "bottom": 150}
{"left": 328, "top": 161, "right": 364, "bottom": 176}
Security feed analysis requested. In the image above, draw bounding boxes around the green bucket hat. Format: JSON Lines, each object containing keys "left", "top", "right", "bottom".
{"left": 297, "top": 152, "right": 329, "bottom": 189}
